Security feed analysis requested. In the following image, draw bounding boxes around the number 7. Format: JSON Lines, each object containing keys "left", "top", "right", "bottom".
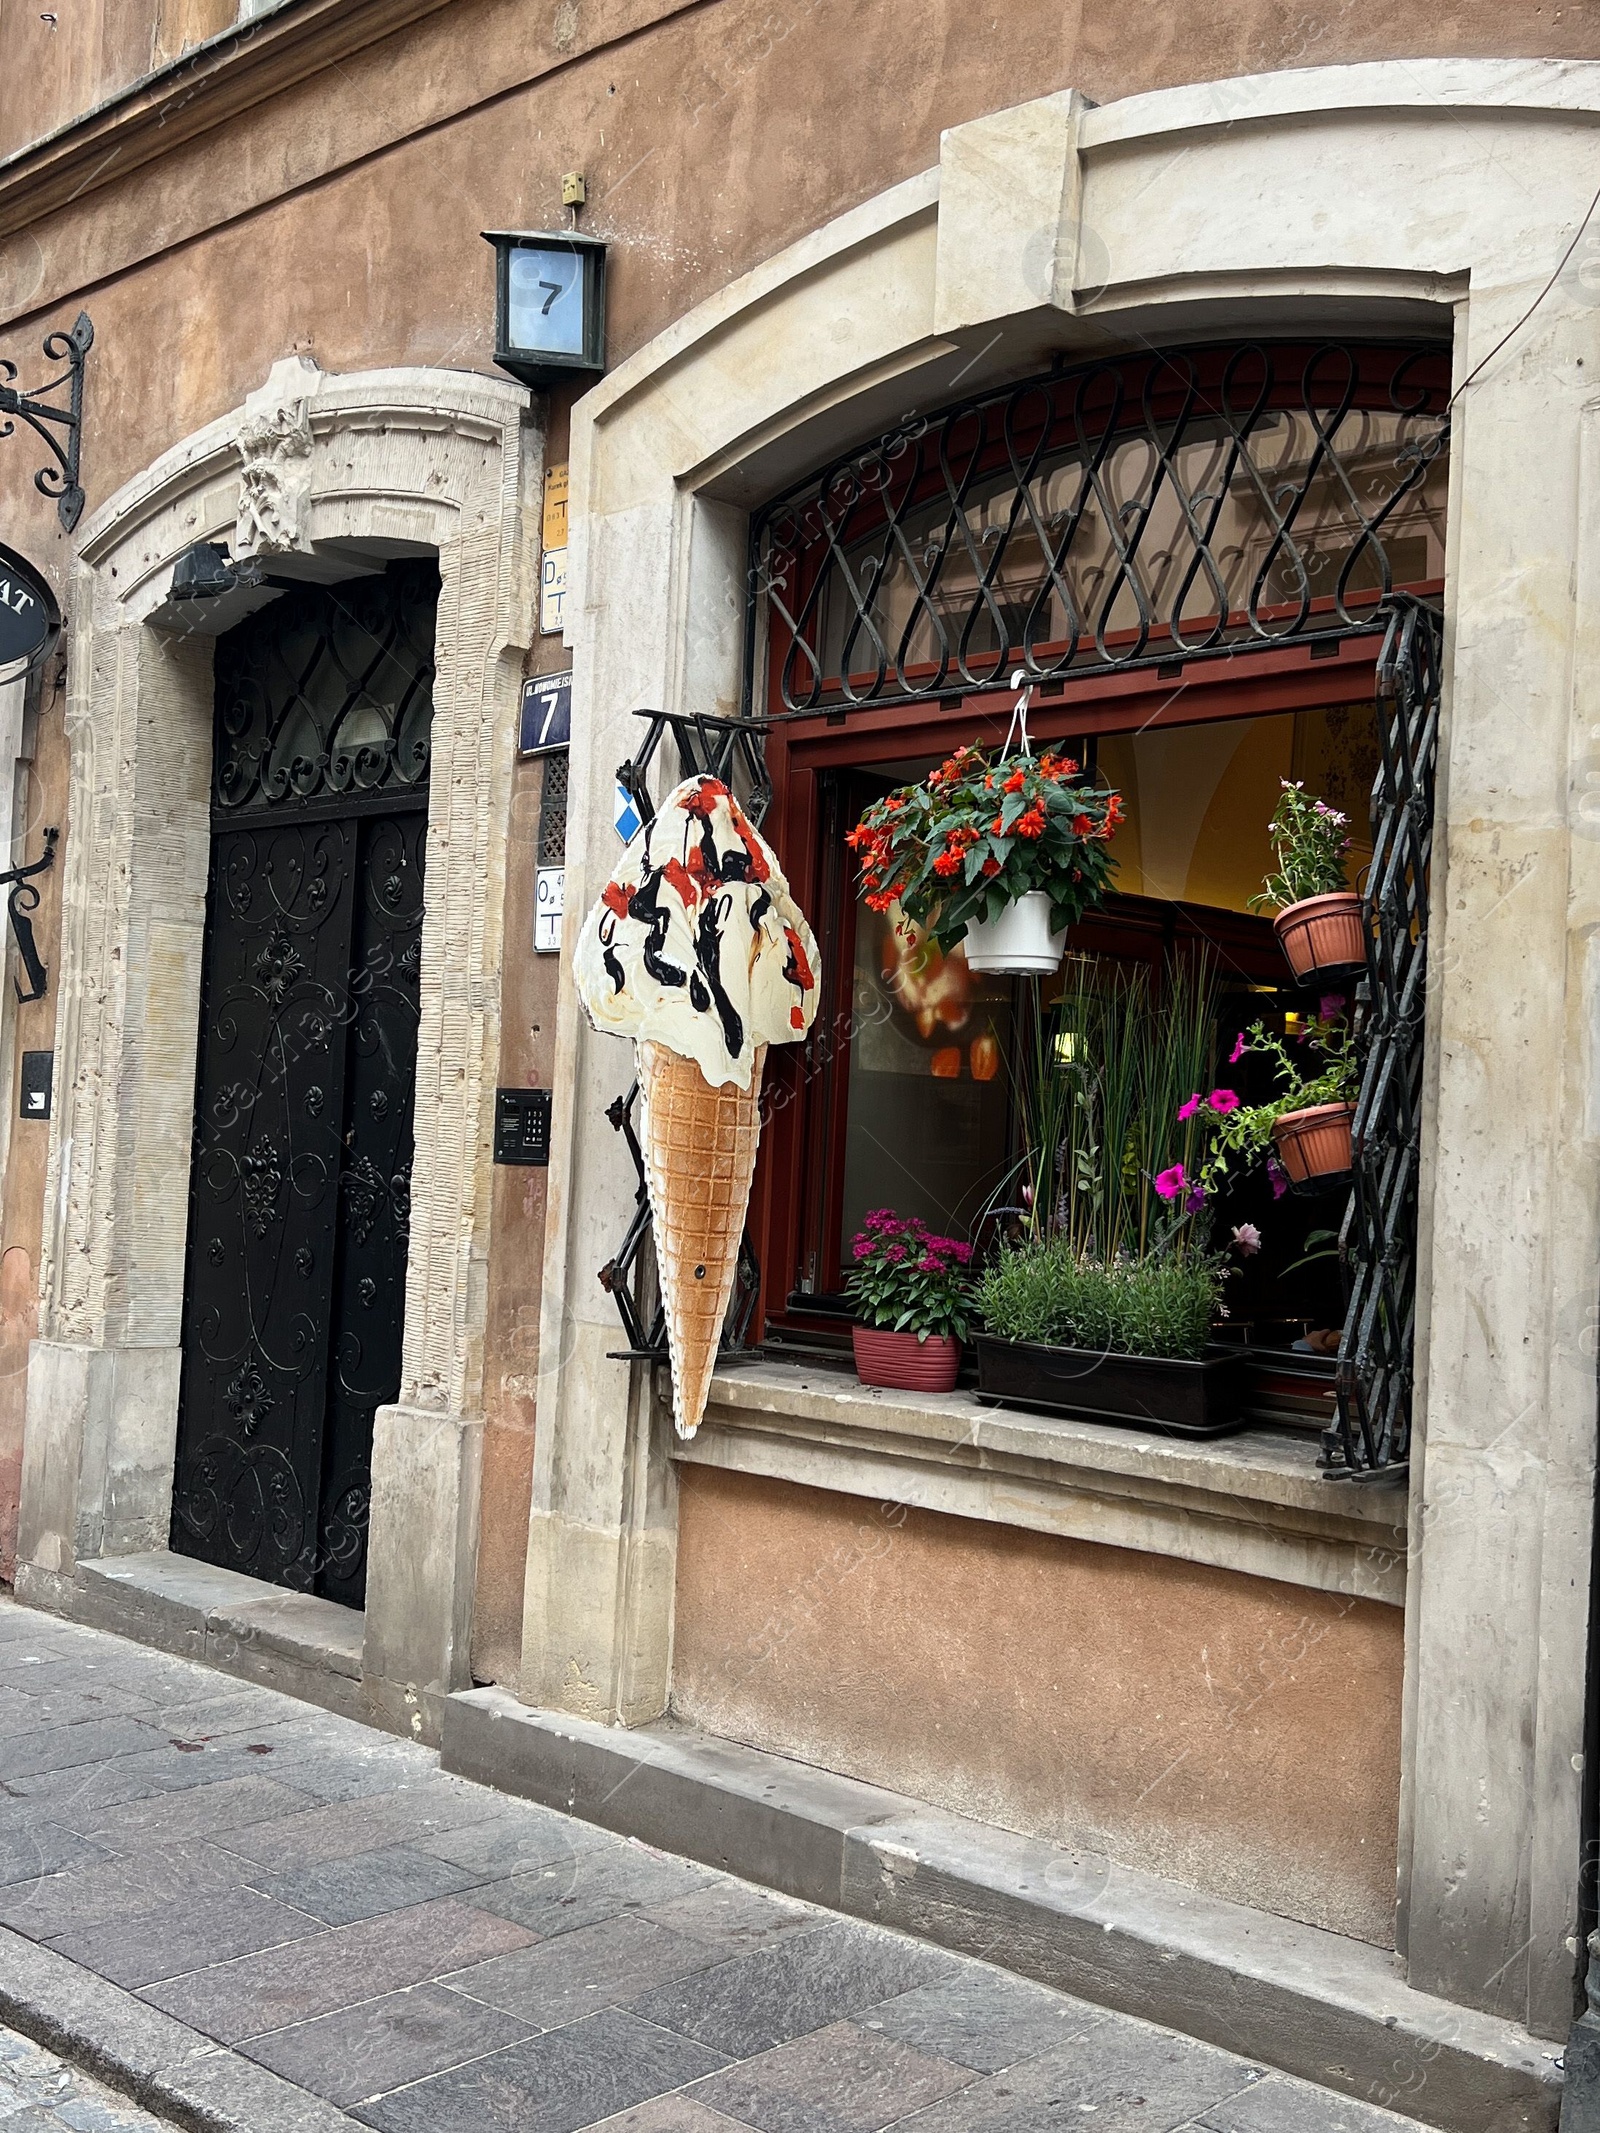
{"left": 540, "top": 281, "right": 562, "bottom": 315}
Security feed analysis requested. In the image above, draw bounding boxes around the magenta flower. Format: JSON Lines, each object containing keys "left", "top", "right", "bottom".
{"left": 1208, "top": 1088, "right": 1240, "bottom": 1115}
{"left": 1228, "top": 1032, "right": 1248, "bottom": 1065}
{"left": 1267, "top": 1157, "right": 1289, "bottom": 1201}
{"left": 1185, "top": 1185, "right": 1207, "bottom": 1212}
{"left": 948, "top": 1242, "right": 973, "bottom": 1266}
{"left": 1231, "top": 1222, "right": 1262, "bottom": 1257}
{"left": 852, "top": 1237, "right": 872, "bottom": 1260}
{"left": 883, "top": 1243, "right": 906, "bottom": 1263}
{"left": 1154, "top": 1163, "right": 1187, "bottom": 1201}
{"left": 1177, "top": 1094, "right": 1205, "bottom": 1122}
{"left": 919, "top": 1253, "right": 942, "bottom": 1271}
{"left": 1318, "top": 993, "right": 1347, "bottom": 1020}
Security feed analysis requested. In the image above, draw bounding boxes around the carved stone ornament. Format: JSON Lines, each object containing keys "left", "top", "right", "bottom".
{"left": 233, "top": 356, "right": 321, "bottom": 558}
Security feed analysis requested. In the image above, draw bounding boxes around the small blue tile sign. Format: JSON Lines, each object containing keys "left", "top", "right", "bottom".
{"left": 519, "top": 670, "right": 572, "bottom": 757}
{"left": 614, "top": 781, "right": 643, "bottom": 843}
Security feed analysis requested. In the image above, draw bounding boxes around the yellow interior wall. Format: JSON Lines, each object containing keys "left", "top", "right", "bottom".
{"left": 1100, "top": 702, "right": 1377, "bottom": 912}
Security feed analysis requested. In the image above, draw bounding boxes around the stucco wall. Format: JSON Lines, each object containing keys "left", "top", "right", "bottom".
{"left": 673, "top": 1466, "right": 1404, "bottom": 1947}
{"left": 0, "top": 685, "right": 67, "bottom": 1584}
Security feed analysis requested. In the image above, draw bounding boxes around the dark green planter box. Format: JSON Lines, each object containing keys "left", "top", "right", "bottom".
{"left": 973, "top": 1333, "right": 1247, "bottom": 1439}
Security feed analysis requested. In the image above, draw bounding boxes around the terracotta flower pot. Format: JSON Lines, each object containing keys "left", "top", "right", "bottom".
{"left": 1272, "top": 891, "right": 1366, "bottom": 982}
{"left": 1272, "top": 1102, "right": 1356, "bottom": 1185}
{"left": 852, "top": 1325, "right": 962, "bottom": 1392}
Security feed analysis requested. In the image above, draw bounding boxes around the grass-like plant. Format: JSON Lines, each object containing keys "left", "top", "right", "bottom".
{"left": 974, "top": 1241, "right": 1222, "bottom": 1361}
{"left": 1011, "top": 953, "right": 1219, "bottom": 1261}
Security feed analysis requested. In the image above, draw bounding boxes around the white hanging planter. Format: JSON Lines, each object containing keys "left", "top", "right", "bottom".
{"left": 960, "top": 889, "right": 1067, "bottom": 976}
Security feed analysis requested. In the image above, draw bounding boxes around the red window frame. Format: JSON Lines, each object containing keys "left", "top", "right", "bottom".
{"left": 748, "top": 616, "right": 1439, "bottom": 1340}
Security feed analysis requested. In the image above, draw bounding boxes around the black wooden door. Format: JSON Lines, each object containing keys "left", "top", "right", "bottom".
{"left": 171, "top": 563, "right": 437, "bottom": 1606}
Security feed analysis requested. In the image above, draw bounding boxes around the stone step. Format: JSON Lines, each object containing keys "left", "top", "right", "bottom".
{"left": 441, "top": 1685, "right": 1562, "bottom": 2133}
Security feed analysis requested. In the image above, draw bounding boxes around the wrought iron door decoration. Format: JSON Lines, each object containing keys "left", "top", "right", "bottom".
{"left": 597, "top": 709, "right": 771, "bottom": 1360}
{"left": 171, "top": 564, "right": 437, "bottom": 1605}
{"left": 0, "top": 313, "right": 92, "bottom": 533}
{"left": 749, "top": 341, "right": 1449, "bottom": 715}
{"left": 1329, "top": 594, "right": 1443, "bottom": 1479}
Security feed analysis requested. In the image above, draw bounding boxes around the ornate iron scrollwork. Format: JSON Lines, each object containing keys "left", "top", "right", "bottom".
{"left": 0, "top": 315, "right": 92, "bottom": 534}
{"left": 598, "top": 709, "right": 770, "bottom": 1361}
{"left": 1328, "top": 594, "right": 1443, "bottom": 1479}
{"left": 0, "top": 828, "right": 59, "bottom": 1003}
{"left": 749, "top": 340, "right": 1450, "bottom": 715}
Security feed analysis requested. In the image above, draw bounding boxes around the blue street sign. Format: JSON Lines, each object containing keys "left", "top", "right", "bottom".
{"left": 614, "top": 782, "right": 643, "bottom": 843}
{"left": 518, "top": 670, "right": 572, "bottom": 757}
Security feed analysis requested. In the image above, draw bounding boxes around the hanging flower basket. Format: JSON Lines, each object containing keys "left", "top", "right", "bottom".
{"left": 1273, "top": 891, "right": 1367, "bottom": 983}
{"left": 1271, "top": 1101, "right": 1356, "bottom": 1186}
{"left": 1251, "top": 781, "right": 1366, "bottom": 984}
{"left": 961, "top": 889, "right": 1067, "bottom": 976}
{"left": 846, "top": 726, "right": 1122, "bottom": 964}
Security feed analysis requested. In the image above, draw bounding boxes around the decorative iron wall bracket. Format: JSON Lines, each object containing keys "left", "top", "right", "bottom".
{"left": 1, "top": 828, "right": 59, "bottom": 1002}
{"left": 599, "top": 708, "right": 771, "bottom": 1364}
{"left": 0, "top": 314, "right": 92, "bottom": 533}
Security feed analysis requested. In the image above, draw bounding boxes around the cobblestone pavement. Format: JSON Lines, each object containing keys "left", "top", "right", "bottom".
{"left": 0, "top": 1595, "right": 1438, "bottom": 2133}
{"left": 0, "top": 2019, "right": 175, "bottom": 2130}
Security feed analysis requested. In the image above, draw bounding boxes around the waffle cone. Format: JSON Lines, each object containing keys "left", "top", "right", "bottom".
{"left": 638, "top": 1039, "right": 766, "bottom": 1439}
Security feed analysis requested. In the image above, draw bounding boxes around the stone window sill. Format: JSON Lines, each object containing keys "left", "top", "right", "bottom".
{"left": 670, "top": 1357, "right": 1407, "bottom": 1605}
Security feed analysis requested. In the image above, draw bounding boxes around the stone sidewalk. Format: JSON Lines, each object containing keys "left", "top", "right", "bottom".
{"left": 0, "top": 1595, "right": 1439, "bottom": 2133}
{"left": 1, "top": 2018, "right": 177, "bottom": 2131}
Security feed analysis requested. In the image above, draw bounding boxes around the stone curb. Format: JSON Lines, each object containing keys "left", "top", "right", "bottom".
{"left": 441, "top": 1685, "right": 1565, "bottom": 2133}
{"left": 0, "top": 1926, "right": 363, "bottom": 2133}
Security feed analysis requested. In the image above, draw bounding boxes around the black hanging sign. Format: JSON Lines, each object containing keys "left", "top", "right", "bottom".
{"left": 0, "top": 543, "right": 60, "bottom": 679}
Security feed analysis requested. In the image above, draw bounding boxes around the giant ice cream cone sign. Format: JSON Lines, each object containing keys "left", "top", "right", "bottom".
{"left": 574, "top": 774, "right": 820, "bottom": 1438}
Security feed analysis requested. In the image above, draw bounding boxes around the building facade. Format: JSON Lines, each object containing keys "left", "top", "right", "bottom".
{"left": 4, "top": 7, "right": 1600, "bottom": 2124}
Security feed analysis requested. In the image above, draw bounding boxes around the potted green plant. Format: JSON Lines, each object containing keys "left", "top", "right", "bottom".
{"left": 1250, "top": 779, "right": 1366, "bottom": 982}
{"left": 847, "top": 743, "right": 1122, "bottom": 977}
{"left": 972, "top": 1244, "right": 1245, "bottom": 1436}
{"left": 846, "top": 1212, "right": 972, "bottom": 1391}
{"left": 1188, "top": 1000, "right": 1360, "bottom": 1192}
{"left": 971, "top": 954, "right": 1249, "bottom": 1436}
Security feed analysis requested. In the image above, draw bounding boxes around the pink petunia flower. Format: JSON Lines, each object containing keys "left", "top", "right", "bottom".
{"left": 1154, "top": 1163, "right": 1187, "bottom": 1201}
{"left": 1318, "top": 993, "right": 1347, "bottom": 1020}
{"left": 1185, "top": 1185, "right": 1207, "bottom": 1212}
{"left": 1208, "top": 1089, "right": 1240, "bottom": 1114}
{"left": 1177, "top": 1094, "right": 1205, "bottom": 1122}
{"left": 1228, "top": 1032, "right": 1249, "bottom": 1065}
{"left": 1231, "top": 1222, "right": 1262, "bottom": 1257}
{"left": 1267, "top": 1158, "right": 1288, "bottom": 1201}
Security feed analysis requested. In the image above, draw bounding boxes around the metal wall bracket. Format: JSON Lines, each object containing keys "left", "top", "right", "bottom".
{"left": 599, "top": 709, "right": 770, "bottom": 1363}
{"left": 0, "top": 828, "right": 58, "bottom": 1003}
{"left": 0, "top": 314, "right": 93, "bottom": 533}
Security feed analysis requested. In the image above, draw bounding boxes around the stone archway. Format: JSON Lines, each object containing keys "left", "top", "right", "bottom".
{"left": 15, "top": 356, "right": 537, "bottom": 1736}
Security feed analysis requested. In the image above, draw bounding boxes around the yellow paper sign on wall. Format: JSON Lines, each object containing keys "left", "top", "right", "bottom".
{"left": 543, "top": 465, "right": 570, "bottom": 551}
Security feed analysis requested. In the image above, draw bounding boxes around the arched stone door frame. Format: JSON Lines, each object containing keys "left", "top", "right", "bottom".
{"left": 15, "top": 356, "right": 537, "bottom": 1735}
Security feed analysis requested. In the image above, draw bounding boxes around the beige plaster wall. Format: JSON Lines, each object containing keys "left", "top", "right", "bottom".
{"left": 673, "top": 1465, "right": 1404, "bottom": 1948}
{"left": 0, "top": 682, "right": 68, "bottom": 1583}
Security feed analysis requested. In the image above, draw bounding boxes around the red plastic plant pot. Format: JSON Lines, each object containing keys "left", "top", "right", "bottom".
{"left": 851, "top": 1326, "right": 962, "bottom": 1393}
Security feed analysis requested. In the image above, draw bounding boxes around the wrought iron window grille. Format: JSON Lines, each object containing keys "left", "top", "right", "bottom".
{"left": 0, "top": 314, "right": 92, "bottom": 534}
{"left": 598, "top": 708, "right": 771, "bottom": 1362}
{"left": 212, "top": 563, "right": 439, "bottom": 820}
{"left": 747, "top": 340, "right": 1449, "bottom": 717}
{"left": 1328, "top": 593, "right": 1443, "bottom": 1482}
